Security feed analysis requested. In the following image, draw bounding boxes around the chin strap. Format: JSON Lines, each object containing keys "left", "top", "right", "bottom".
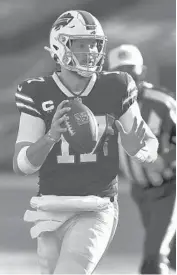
{"left": 44, "top": 46, "right": 60, "bottom": 63}
{"left": 77, "top": 69, "right": 95, "bottom": 78}
{"left": 44, "top": 46, "right": 53, "bottom": 54}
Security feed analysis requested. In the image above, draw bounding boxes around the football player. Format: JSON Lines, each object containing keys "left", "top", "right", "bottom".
{"left": 13, "top": 12, "right": 158, "bottom": 274}
{"left": 108, "top": 44, "right": 176, "bottom": 274}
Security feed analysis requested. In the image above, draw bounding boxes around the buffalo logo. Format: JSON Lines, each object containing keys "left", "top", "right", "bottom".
{"left": 54, "top": 13, "right": 74, "bottom": 31}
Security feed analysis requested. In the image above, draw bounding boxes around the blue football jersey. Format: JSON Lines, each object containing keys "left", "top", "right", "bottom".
{"left": 15, "top": 71, "right": 138, "bottom": 197}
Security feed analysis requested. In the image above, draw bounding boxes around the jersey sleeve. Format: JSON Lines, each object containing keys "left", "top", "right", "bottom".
{"left": 114, "top": 72, "right": 138, "bottom": 119}
{"left": 15, "top": 79, "right": 43, "bottom": 119}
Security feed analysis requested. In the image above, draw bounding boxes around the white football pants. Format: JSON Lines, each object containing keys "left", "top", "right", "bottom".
{"left": 36, "top": 198, "right": 118, "bottom": 274}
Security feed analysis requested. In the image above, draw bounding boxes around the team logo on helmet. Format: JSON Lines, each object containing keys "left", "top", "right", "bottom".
{"left": 54, "top": 13, "right": 74, "bottom": 31}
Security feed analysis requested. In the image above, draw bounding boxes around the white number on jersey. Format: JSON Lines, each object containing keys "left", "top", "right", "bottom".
{"left": 57, "top": 115, "right": 107, "bottom": 163}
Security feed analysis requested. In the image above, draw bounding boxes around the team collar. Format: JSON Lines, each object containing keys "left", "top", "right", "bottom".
{"left": 52, "top": 71, "right": 97, "bottom": 97}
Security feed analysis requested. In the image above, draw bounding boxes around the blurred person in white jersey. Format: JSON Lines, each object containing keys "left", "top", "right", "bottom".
{"left": 13, "top": 11, "right": 158, "bottom": 274}
{"left": 108, "top": 44, "right": 176, "bottom": 274}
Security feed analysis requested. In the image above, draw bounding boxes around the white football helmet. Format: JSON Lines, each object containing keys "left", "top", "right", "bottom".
{"left": 45, "top": 10, "right": 107, "bottom": 77}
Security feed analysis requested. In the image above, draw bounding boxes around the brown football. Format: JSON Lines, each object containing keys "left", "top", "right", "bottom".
{"left": 62, "top": 99, "right": 98, "bottom": 154}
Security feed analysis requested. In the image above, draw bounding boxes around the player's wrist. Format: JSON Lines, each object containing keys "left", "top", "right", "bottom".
{"left": 45, "top": 130, "right": 61, "bottom": 144}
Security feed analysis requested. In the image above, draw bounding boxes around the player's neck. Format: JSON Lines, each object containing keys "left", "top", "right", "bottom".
{"left": 57, "top": 68, "right": 91, "bottom": 95}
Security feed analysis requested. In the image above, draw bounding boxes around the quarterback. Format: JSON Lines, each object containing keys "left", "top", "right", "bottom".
{"left": 13, "top": 11, "right": 158, "bottom": 274}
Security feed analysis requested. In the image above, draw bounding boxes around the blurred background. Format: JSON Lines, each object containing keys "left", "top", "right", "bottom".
{"left": 0, "top": 0, "right": 175, "bottom": 273}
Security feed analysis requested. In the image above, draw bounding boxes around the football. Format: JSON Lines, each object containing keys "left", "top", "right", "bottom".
{"left": 62, "top": 99, "right": 98, "bottom": 154}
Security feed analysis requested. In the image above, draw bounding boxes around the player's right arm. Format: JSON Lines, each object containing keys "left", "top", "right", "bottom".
{"left": 13, "top": 81, "right": 70, "bottom": 176}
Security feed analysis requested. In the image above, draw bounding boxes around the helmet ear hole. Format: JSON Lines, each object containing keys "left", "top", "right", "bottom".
{"left": 66, "top": 41, "right": 70, "bottom": 48}
{"left": 54, "top": 54, "right": 59, "bottom": 62}
{"left": 66, "top": 39, "right": 73, "bottom": 49}
{"left": 53, "top": 45, "right": 59, "bottom": 50}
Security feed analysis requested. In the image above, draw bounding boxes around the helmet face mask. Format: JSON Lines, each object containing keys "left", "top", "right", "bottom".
{"left": 46, "top": 10, "right": 107, "bottom": 77}
{"left": 61, "top": 35, "right": 106, "bottom": 76}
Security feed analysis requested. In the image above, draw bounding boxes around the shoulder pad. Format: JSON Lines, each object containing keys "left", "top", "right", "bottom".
{"left": 24, "top": 76, "right": 46, "bottom": 85}
{"left": 101, "top": 70, "right": 131, "bottom": 85}
{"left": 15, "top": 76, "right": 46, "bottom": 118}
{"left": 16, "top": 76, "right": 47, "bottom": 101}
{"left": 102, "top": 70, "right": 137, "bottom": 94}
{"left": 102, "top": 70, "right": 121, "bottom": 76}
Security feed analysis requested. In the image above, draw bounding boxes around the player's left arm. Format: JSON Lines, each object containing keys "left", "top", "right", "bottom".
{"left": 117, "top": 101, "right": 158, "bottom": 162}
{"left": 116, "top": 73, "right": 159, "bottom": 163}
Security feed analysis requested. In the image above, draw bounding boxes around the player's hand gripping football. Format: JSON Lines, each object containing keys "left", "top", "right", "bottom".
{"left": 47, "top": 100, "right": 71, "bottom": 142}
{"left": 115, "top": 117, "right": 146, "bottom": 156}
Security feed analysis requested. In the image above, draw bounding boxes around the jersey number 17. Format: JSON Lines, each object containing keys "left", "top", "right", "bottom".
{"left": 57, "top": 115, "right": 115, "bottom": 163}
